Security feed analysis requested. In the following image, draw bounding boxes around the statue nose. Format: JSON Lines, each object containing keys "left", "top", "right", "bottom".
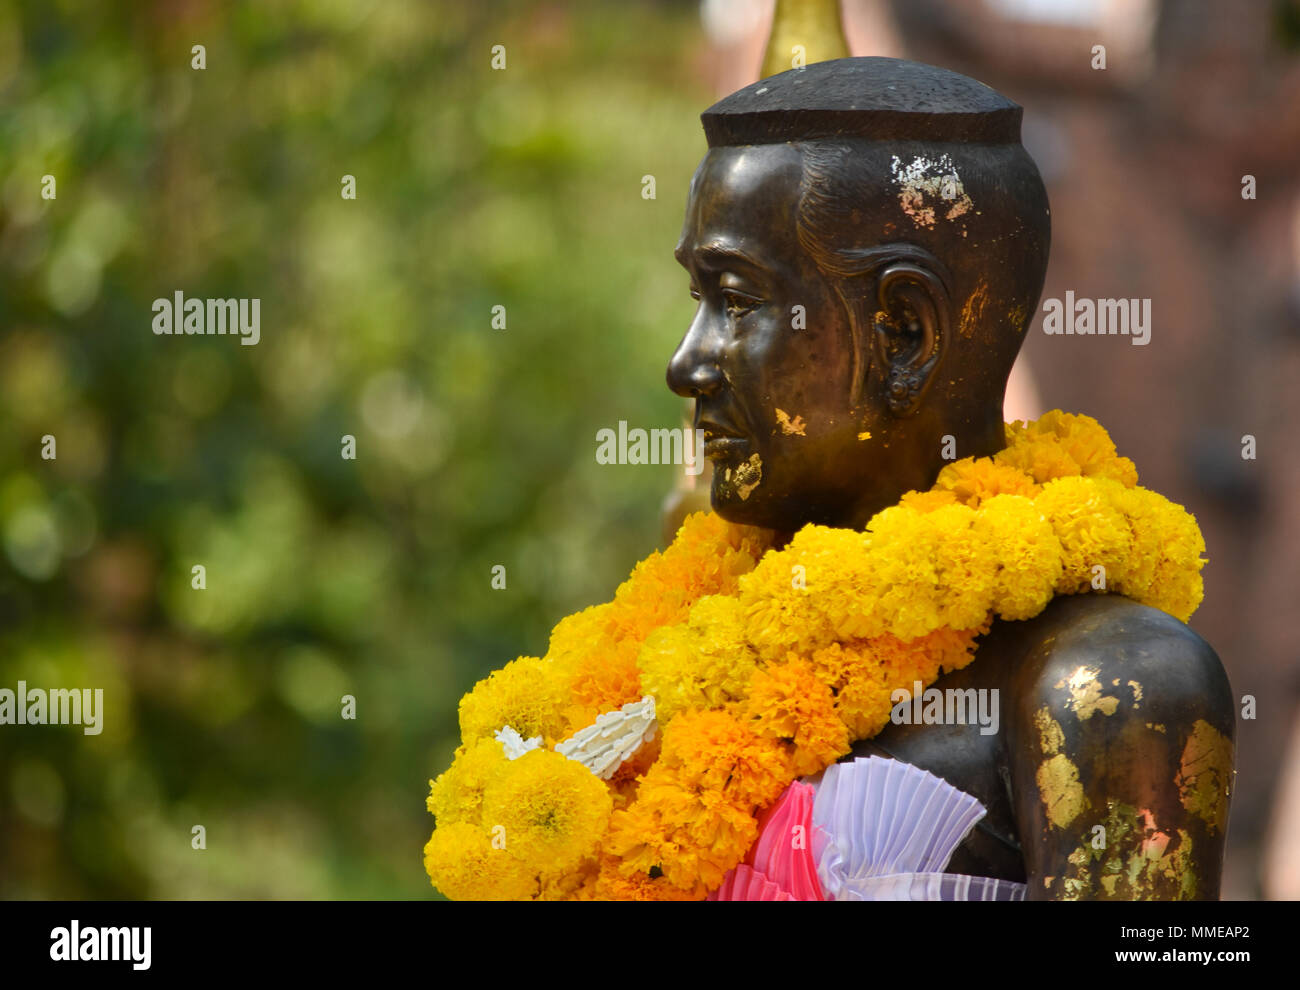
{"left": 666, "top": 344, "right": 724, "bottom": 399}
{"left": 667, "top": 308, "right": 726, "bottom": 398}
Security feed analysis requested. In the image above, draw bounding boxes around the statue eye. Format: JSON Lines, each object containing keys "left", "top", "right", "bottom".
{"left": 722, "top": 289, "right": 759, "bottom": 319}
{"left": 689, "top": 286, "right": 701, "bottom": 301}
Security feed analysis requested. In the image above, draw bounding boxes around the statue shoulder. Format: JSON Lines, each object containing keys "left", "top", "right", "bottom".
{"left": 1000, "top": 595, "right": 1235, "bottom": 899}
{"left": 1009, "top": 595, "right": 1234, "bottom": 738}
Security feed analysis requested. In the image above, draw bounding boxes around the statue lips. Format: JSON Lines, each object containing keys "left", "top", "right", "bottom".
{"left": 697, "top": 417, "right": 749, "bottom": 461}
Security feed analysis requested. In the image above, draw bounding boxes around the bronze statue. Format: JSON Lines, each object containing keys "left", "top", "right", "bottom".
{"left": 666, "top": 57, "right": 1234, "bottom": 900}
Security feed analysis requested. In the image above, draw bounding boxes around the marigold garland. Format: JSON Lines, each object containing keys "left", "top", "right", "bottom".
{"left": 423, "top": 411, "right": 1206, "bottom": 900}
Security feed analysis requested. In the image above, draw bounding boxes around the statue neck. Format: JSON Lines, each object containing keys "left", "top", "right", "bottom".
{"left": 840, "top": 407, "right": 1007, "bottom": 531}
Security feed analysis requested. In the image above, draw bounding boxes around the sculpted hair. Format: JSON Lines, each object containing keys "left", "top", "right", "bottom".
{"left": 702, "top": 56, "right": 1023, "bottom": 146}
{"left": 793, "top": 138, "right": 1051, "bottom": 382}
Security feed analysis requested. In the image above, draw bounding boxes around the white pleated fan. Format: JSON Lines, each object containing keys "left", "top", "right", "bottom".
{"left": 555, "top": 695, "right": 658, "bottom": 780}
{"left": 811, "top": 756, "right": 991, "bottom": 900}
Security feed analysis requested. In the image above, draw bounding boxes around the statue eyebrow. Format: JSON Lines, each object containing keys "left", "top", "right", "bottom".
{"left": 675, "top": 243, "right": 765, "bottom": 274}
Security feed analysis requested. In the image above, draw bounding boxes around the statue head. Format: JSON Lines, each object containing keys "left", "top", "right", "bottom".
{"left": 667, "top": 57, "right": 1050, "bottom": 531}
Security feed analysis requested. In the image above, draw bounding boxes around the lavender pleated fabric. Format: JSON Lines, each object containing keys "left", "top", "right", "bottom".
{"left": 810, "top": 756, "right": 1028, "bottom": 901}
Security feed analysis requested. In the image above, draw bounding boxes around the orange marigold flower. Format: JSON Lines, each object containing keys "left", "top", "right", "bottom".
{"left": 560, "top": 635, "right": 643, "bottom": 735}
{"left": 827, "top": 629, "right": 983, "bottom": 741}
{"left": 578, "top": 855, "right": 702, "bottom": 901}
{"left": 745, "top": 657, "right": 851, "bottom": 776}
{"left": 655, "top": 708, "right": 794, "bottom": 811}
{"left": 609, "top": 512, "right": 768, "bottom": 637}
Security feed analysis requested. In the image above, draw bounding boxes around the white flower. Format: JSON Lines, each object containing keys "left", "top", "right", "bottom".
{"left": 494, "top": 724, "right": 542, "bottom": 760}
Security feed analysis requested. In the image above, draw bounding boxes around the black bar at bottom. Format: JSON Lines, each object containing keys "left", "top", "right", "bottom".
{"left": 0, "top": 899, "right": 1289, "bottom": 977}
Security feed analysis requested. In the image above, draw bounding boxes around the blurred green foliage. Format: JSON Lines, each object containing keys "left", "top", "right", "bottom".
{"left": 0, "top": 0, "right": 711, "bottom": 897}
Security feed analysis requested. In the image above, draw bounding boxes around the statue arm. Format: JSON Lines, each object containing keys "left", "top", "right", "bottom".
{"left": 1007, "top": 605, "right": 1236, "bottom": 900}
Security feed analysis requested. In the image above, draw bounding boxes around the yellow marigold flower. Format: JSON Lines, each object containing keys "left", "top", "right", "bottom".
{"left": 1035, "top": 410, "right": 1120, "bottom": 476}
{"left": 973, "top": 493, "right": 1063, "bottom": 620}
{"left": 544, "top": 604, "right": 645, "bottom": 734}
{"left": 1001, "top": 411, "right": 1137, "bottom": 487}
{"left": 901, "top": 488, "right": 959, "bottom": 513}
{"left": 1108, "top": 486, "right": 1160, "bottom": 603}
{"left": 458, "top": 654, "right": 569, "bottom": 746}
{"left": 715, "top": 514, "right": 776, "bottom": 561}
{"left": 639, "top": 595, "right": 759, "bottom": 721}
{"left": 1095, "top": 454, "right": 1138, "bottom": 487}
{"left": 424, "top": 822, "right": 537, "bottom": 901}
{"left": 537, "top": 859, "right": 599, "bottom": 901}
{"left": 738, "top": 525, "right": 870, "bottom": 659}
{"left": 903, "top": 624, "right": 986, "bottom": 679}
{"left": 544, "top": 603, "right": 614, "bottom": 672}
{"left": 927, "top": 503, "right": 1000, "bottom": 631}
{"left": 996, "top": 436, "right": 1081, "bottom": 484}
{"left": 1035, "top": 476, "right": 1133, "bottom": 594}
{"left": 604, "top": 789, "right": 740, "bottom": 896}
{"left": 480, "top": 748, "right": 613, "bottom": 876}
{"left": 864, "top": 504, "right": 991, "bottom": 639}
{"left": 935, "top": 456, "right": 1041, "bottom": 506}
{"left": 426, "top": 736, "right": 510, "bottom": 826}
{"left": 1004, "top": 418, "right": 1029, "bottom": 447}
{"left": 1111, "top": 486, "right": 1206, "bottom": 621}
{"left": 806, "top": 639, "right": 862, "bottom": 695}
{"left": 745, "top": 657, "right": 851, "bottom": 775}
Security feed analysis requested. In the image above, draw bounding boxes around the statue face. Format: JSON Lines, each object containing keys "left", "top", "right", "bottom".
{"left": 668, "top": 144, "right": 892, "bottom": 530}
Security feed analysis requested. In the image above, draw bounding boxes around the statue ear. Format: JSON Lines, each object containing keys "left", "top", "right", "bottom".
{"left": 871, "top": 261, "right": 950, "bottom": 417}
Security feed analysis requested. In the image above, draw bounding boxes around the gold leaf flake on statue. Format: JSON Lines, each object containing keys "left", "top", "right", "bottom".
{"left": 555, "top": 695, "right": 657, "bottom": 779}
{"left": 733, "top": 454, "right": 762, "bottom": 501}
{"left": 774, "top": 408, "right": 806, "bottom": 436}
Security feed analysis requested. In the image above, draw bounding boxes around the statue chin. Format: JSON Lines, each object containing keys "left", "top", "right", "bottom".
{"left": 708, "top": 483, "right": 773, "bottom": 528}
{"left": 709, "top": 482, "right": 842, "bottom": 533}
{"left": 707, "top": 494, "right": 766, "bottom": 529}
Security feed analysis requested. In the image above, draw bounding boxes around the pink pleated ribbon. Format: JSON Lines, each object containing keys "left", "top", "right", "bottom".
{"left": 708, "top": 780, "right": 827, "bottom": 901}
